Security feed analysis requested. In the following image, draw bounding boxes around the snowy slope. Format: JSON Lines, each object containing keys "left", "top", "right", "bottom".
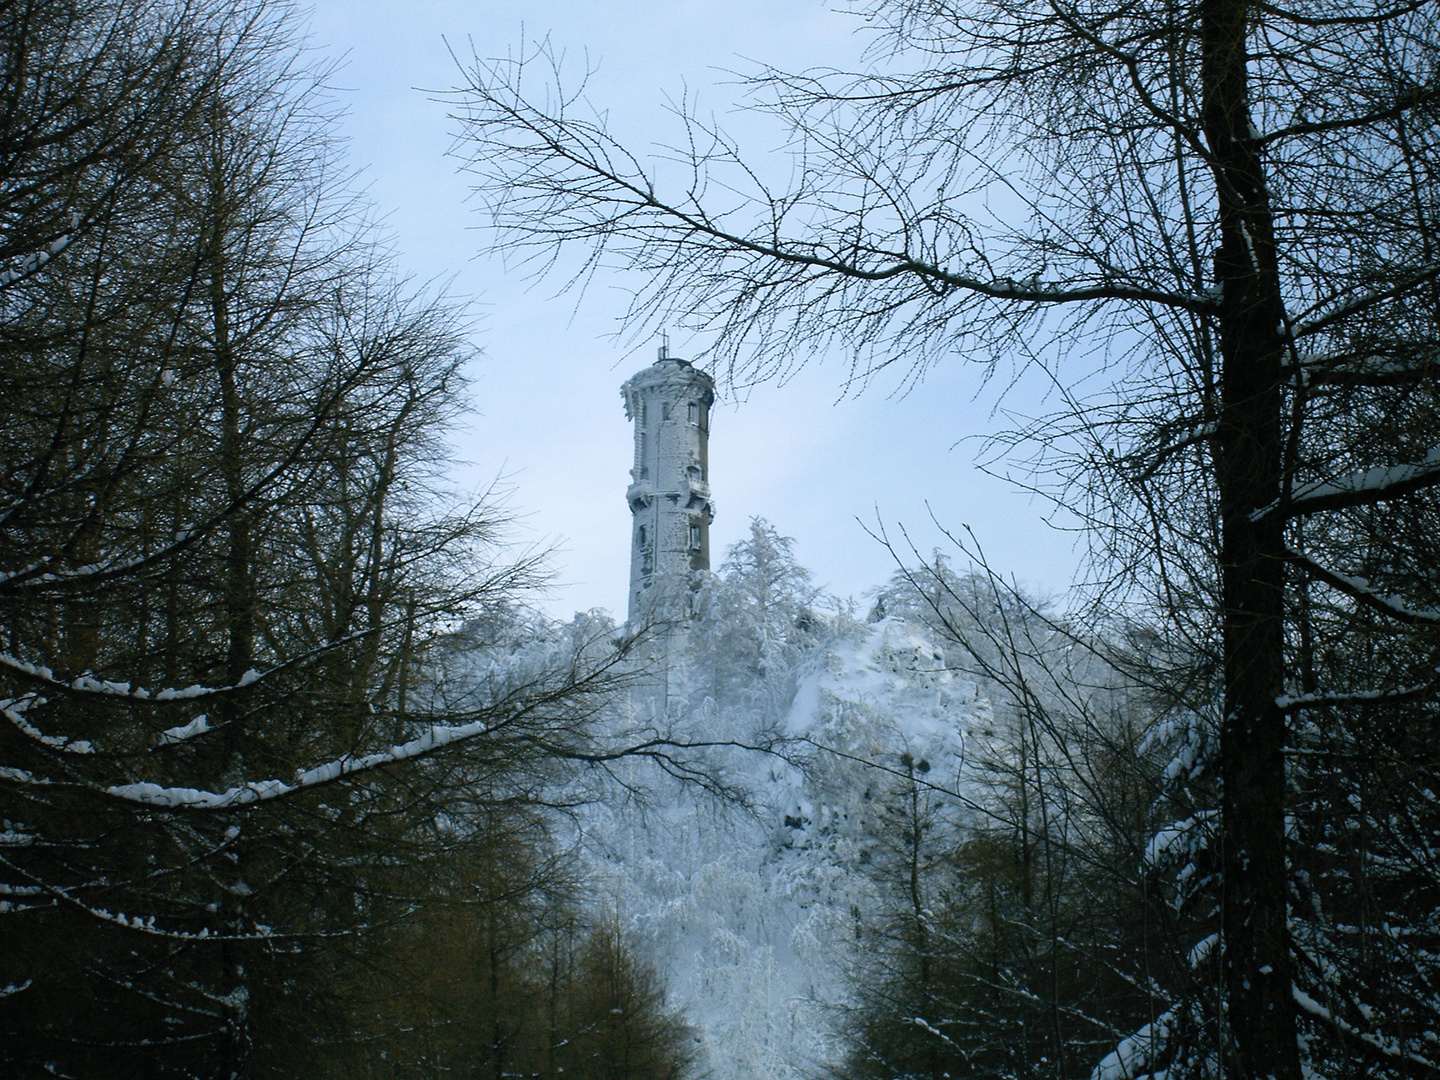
{"left": 586, "top": 616, "right": 993, "bottom": 1080}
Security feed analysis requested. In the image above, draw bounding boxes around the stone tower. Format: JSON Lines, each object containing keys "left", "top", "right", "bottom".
{"left": 622, "top": 348, "right": 716, "bottom": 627}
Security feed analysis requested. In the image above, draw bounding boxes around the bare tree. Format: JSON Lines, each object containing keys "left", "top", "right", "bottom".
{"left": 452, "top": 3, "right": 1440, "bottom": 1077}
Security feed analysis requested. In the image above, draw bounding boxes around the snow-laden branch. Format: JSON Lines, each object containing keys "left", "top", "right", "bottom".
{"left": 2, "top": 695, "right": 93, "bottom": 754}
{"left": 157, "top": 715, "right": 211, "bottom": 746}
{"left": 1293, "top": 986, "right": 1439, "bottom": 1075}
{"left": 1089, "top": 1009, "right": 1175, "bottom": 1080}
{"left": 1254, "top": 448, "right": 1440, "bottom": 520}
{"left": 1286, "top": 350, "right": 1440, "bottom": 388}
{"left": 0, "top": 652, "right": 263, "bottom": 701}
{"left": 0, "top": 550, "right": 153, "bottom": 590}
{"left": 0, "top": 628, "right": 379, "bottom": 705}
{"left": 0, "top": 852, "right": 315, "bottom": 941}
{"left": 0, "top": 883, "right": 47, "bottom": 902}
{"left": 103, "top": 714, "right": 508, "bottom": 808}
{"left": 0, "top": 225, "right": 76, "bottom": 289}
{"left": 3, "top": 712, "right": 740, "bottom": 811}
{"left": 1188, "top": 933, "right": 1218, "bottom": 969}
{"left": 1145, "top": 810, "right": 1218, "bottom": 867}
{"left": 908, "top": 1014, "right": 962, "bottom": 1049}
{"left": 1284, "top": 548, "right": 1440, "bottom": 626}
{"left": 1129, "top": 420, "right": 1218, "bottom": 481}
{"left": 1277, "top": 680, "right": 1436, "bottom": 713}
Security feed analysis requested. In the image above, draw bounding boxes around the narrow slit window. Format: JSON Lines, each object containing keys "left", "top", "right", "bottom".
{"left": 687, "top": 401, "right": 699, "bottom": 424}
{"left": 689, "top": 522, "right": 702, "bottom": 549}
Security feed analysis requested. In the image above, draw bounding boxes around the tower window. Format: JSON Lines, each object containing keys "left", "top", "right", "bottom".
{"left": 687, "top": 401, "right": 699, "bottom": 424}
{"left": 637, "top": 525, "right": 647, "bottom": 546}
{"left": 689, "top": 522, "right": 702, "bottom": 549}
{"left": 661, "top": 402, "right": 671, "bottom": 421}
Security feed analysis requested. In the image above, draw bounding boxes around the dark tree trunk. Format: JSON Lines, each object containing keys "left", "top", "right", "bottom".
{"left": 1201, "top": 1, "right": 1299, "bottom": 1077}
{"left": 213, "top": 263, "right": 254, "bottom": 691}
{"left": 206, "top": 144, "right": 254, "bottom": 1080}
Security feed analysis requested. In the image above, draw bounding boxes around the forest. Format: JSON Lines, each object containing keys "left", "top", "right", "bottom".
{"left": 3, "top": 1, "right": 1439, "bottom": 1079}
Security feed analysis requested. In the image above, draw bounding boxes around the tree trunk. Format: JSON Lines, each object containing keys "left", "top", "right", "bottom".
{"left": 1201, "top": 1, "right": 1299, "bottom": 1077}
{"left": 205, "top": 128, "right": 255, "bottom": 1079}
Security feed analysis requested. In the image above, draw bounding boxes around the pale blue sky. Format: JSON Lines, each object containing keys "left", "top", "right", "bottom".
{"left": 304, "top": 1, "right": 1083, "bottom": 617}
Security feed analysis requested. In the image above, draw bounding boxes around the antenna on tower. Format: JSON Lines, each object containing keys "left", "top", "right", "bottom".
{"left": 658, "top": 331, "right": 670, "bottom": 361}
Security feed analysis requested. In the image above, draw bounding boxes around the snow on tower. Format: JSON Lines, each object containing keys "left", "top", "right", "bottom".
{"left": 622, "top": 345, "right": 716, "bottom": 628}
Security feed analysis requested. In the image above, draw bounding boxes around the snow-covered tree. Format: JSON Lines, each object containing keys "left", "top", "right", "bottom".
{"left": 685, "top": 517, "right": 825, "bottom": 713}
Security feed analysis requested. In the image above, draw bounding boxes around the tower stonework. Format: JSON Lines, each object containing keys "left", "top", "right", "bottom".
{"left": 622, "top": 351, "right": 716, "bottom": 627}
